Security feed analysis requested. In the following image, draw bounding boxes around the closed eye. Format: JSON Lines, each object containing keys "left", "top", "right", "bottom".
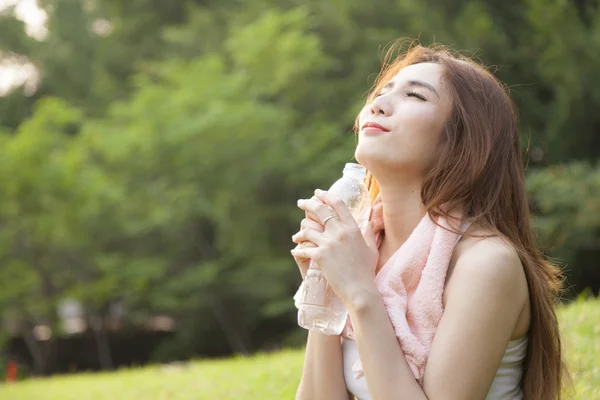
{"left": 407, "top": 91, "right": 426, "bottom": 101}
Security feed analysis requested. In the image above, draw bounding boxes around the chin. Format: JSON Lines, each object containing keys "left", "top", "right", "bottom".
{"left": 355, "top": 146, "right": 391, "bottom": 172}
{"left": 354, "top": 146, "right": 371, "bottom": 169}
{"left": 355, "top": 146, "right": 416, "bottom": 176}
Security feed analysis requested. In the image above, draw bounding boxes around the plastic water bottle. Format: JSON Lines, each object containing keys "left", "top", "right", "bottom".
{"left": 296, "top": 163, "right": 372, "bottom": 335}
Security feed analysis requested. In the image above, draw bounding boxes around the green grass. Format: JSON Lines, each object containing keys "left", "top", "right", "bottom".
{"left": 0, "top": 349, "right": 304, "bottom": 400}
{"left": 1, "top": 297, "right": 598, "bottom": 400}
{"left": 556, "top": 295, "right": 600, "bottom": 399}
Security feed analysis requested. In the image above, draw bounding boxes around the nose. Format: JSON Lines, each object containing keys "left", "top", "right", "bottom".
{"left": 369, "top": 97, "right": 390, "bottom": 116}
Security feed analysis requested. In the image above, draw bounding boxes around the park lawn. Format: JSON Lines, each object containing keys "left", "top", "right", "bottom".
{"left": 1, "top": 297, "right": 598, "bottom": 400}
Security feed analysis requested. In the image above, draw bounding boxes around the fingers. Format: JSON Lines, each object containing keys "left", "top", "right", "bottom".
{"left": 300, "top": 217, "right": 324, "bottom": 233}
{"left": 305, "top": 210, "right": 321, "bottom": 224}
{"left": 292, "top": 194, "right": 332, "bottom": 276}
{"left": 292, "top": 243, "right": 311, "bottom": 279}
{"left": 297, "top": 198, "right": 338, "bottom": 226}
{"left": 291, "top": 246, "right": 318, "bottom": 260}
{"left": 313, "top": 189, "right": 353, "bottom": 223}
{"left": 293, "top": 219, "right": 323, "bottom": 252}
{"left": 292, "top": 228, "right": 325, "bottom": 246}
{"left": 303, "top": 196, "right": 322, "bottom": 224}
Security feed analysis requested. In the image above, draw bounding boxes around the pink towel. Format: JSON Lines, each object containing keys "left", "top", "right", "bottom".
{"left": 343, "top": 195, "right": 466, "bottom": 384}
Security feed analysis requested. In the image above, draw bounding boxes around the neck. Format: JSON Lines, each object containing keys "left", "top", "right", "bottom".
{"left": 376, "top": 176, "right": 427, "bottom": 251}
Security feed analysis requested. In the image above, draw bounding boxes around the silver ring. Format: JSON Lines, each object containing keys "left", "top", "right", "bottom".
{"left": 322, "top": 215, "right": 337, "bottom": 225}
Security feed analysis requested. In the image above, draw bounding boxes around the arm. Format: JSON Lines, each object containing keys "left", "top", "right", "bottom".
{"left": 295, "top": 330, "right": 354, "bottom": 400}
{"left": 293, "top": 209, "right": 354, "bottom": 400}
{"left": 348, "top": 237, "right": 528, "bottom": 400}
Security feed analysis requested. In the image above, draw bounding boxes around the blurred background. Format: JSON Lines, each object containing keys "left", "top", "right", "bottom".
{"left": 0, "top": 0, "right": 599, "bottom": 382}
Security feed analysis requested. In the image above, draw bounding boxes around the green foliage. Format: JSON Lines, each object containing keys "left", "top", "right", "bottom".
{"left": 527, "top": 162, "right": 600, "bottom": 295}
{"left": 0, "top": 0, "right": 599, "bottom": 366}
{"left": 0, "top": 98, "right": 85, "bottom": 319}
{"left": 528, "top": 163, "right": 600, "bottom": 254}
{"left": 0, "top": 6, "right": 342, "bottom": 357}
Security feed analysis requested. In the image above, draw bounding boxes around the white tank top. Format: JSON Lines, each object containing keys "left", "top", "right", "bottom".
{"left": 341, "top": 220, "right": 528, "bottom": 400}
{"left": 342, "top": 336, "right": 527, "bottom": 400}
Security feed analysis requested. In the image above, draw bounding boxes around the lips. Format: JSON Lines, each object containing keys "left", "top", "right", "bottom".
{"left": 361, "top": 122, "right": 390, "bottom": 133}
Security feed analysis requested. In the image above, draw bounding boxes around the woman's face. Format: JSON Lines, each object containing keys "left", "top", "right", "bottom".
{"left": 355, "top": 62, "right": 453, "bottom": 179}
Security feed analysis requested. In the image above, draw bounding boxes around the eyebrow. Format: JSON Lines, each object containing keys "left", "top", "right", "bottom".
{"left": 383, "top": 79, "right": 440, "bottom": 98}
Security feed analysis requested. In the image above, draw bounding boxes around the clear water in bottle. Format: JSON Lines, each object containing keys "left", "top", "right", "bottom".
{"left": 297, "top": 163, "right": 372, "bottom": 335}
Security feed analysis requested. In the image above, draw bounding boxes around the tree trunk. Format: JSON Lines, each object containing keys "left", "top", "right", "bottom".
{"left": 22, "top": 327, "right": 45, "bottom": 375}
{"left": 89, "top": 314, "right": 114, "bottom": 370}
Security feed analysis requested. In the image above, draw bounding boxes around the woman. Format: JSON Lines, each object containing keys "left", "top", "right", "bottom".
{"left": 290, "top": 43, "right": 566, "bottom": 400}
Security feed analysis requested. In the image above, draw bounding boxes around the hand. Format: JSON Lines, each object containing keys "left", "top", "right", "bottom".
{"left": 291, "top": 189, "right": 379, "bottom": 308}
{"left": 290, "top": 203, "right": 324, "bottom": 279}
{"left": 291, "top": 194, "right": 327, "bottom": 279}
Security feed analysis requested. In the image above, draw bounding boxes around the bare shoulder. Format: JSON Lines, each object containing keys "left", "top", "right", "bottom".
{"left": 454, "top": 226, "right": 523, "bottom": 278}
{"left": 444, "top": 225, "right": 529, "bottom": 323}
{"left": 448, "top": 224, "right": 523, "bottom": 280}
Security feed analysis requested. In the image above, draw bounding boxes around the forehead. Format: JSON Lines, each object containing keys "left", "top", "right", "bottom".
{"left": 389, "top": 62, "right": 445, "bottom": 88}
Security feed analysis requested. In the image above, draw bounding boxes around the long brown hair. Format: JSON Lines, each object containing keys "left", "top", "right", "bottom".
{"left": 357, "top": 41, "right": 567, "bottom": 400}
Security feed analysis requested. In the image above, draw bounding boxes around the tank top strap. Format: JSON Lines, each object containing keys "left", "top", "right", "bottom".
{"left": 456, "top": 220, "right": 473, "bottom": 243}
{"left": 459, "top": 220, "right": 472, "bottom": 234}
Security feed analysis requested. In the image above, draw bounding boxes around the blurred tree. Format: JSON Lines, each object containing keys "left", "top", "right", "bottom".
{"left": 1, "top": 0, "right": 599, "bottom": 371}
{"left": 0, "top": 98, "right": 85, "bottom": 373}
{"left": 527, "top": 162, "right": 600, "bottom": 296}
{"left": 83, "top": 7, "right": 344, "bottom": 357}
